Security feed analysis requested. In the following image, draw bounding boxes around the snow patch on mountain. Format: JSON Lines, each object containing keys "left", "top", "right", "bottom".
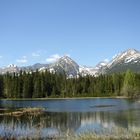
{"left": 79, "top": 66, "right": 97, "bottom": 76}
{"left": 7, "top": 64, "right": 17, "bottom": 68}
{"left": 107, "top": 49, "right": 140, "bottom": 68}
{"left": 0, "top": 48, "right": 140, "bottom": 76}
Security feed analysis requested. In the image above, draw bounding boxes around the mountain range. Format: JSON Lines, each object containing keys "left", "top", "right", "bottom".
{"left": 0, "top": 48, "right": 140, "bottom": 77}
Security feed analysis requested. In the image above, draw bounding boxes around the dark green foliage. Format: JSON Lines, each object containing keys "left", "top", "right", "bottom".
{"left": 121, "top": 70, "right": 137, "bottom": 98}
{"left": 0, "top": 75, "right": 3, "bottom": 97}
{"left": 0, "top": 70, "right": 139, "bottom": 99}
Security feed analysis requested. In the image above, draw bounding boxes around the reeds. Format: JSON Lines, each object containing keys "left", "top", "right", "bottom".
{"left": 0, "top": 126, "right": 140, "bottom": 140}
{"left": 66, "top": 127, "right": 140, "bottom": 140}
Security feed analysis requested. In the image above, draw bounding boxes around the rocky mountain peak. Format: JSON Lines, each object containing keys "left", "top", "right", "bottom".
{"left": 58, "top": 55, "right": 75, "bottom": 64}
{"left": 119, "top": 48, "right": 139, "bottom": 58}
{"left": 126, "top": 48, "right": 138, "bottom": 54}
{"left": 107, "top": 49, "right": 140, "bottom": 68}
{"left": 0, "top": 48, "right": 140, "bottom": 76}
{"left": 7, "top": 64, "right": 17, "bottom": 68}
{"left": 47, "top": 55, "right": 79, "bottom": 77}
{"left": 116, "top": 48, "right": 139, "bottom": 59}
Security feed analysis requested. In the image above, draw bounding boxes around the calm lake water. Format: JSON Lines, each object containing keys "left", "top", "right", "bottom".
{"left": 0, "top": 98, "right": 140, "bottom": 138}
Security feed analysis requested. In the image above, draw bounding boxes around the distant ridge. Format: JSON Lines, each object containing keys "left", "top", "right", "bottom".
{"left": 0, "top": 48, "right": 140, "bottom": 77}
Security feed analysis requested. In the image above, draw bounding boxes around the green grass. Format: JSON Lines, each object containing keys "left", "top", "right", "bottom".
{"left": 0, "top": 127, "right": 140, "bottom": 140}
{"left": 0, "top": 96, "right": 128, "bottom": 101}
{"left": 66, "top": 127, "right": 140, "bottom": 140}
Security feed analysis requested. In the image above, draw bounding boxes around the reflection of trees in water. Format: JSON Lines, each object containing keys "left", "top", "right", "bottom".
{"left": 113, "top": 109, "right": 140, "bottom": 128}
{"left": 79, "top": 111, "right": 128, "bottom": 131}
{"left": 45, "top": 111, "right": 140, "bottom": 132}
{"left": 0, "top": 110, "right": 140, "bottom": 134}
{"left": 46, "top": 112, "right": 81, "bottom": 132}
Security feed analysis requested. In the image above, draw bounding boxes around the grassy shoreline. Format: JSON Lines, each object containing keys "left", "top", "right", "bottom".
{"left": 0, "top": 127, "right": 140, "bottom": 140}
{"left": 0, "top": 96, "right": 128, "bottom": 101}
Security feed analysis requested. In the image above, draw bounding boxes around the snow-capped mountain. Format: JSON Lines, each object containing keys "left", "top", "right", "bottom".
{"left": 0, "top": 64, "right": 19, "bottom": 74}
{"left": 46, "top": 55, "right": 80, "bottom": 77}
{"left": 0, "top": 48, "right": 140, "bottom": 76}
{"left": 20, "top": 63, "right": 48, "bottom": 72}
{"left": 108, "top": 49, "right": 140, "bottom": 67}
{"left": 79, "top": 66, "right": 97, "bottom": 76}
{"left": 0, "top": 56, "right": 80, "bottom": 77}
{"left": 101, "top": 49, "right": 140, "bottom": 74}
{"left": 94, "top": 61, "right": 108, "bottom": 70}
{"left": 79, "top": 60, "right": 108, "bottom": 76}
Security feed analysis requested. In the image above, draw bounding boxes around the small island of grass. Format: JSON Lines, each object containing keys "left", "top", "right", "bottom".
{"left": 0, "top": 107, "right": 45, "bottom": 117}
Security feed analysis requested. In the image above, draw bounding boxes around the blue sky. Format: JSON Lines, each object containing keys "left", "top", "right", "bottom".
{"left": 0, "top": 0, "right": 140, "bottom": 67}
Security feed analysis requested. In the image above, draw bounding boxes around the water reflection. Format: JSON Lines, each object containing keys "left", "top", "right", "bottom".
{"left": 0, "top": 109, "right": 140, "bottom": 137}
{"left": 0, "top": 98, "right": 140, "bottom": 137}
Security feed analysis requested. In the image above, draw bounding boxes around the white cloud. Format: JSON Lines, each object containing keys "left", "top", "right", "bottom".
{"left": 23, "top": 56, "right": 27, "bottom": 59}
{"left": 32, "top": 52, "right": 40, "bottom": 57}
{"left": 16, "top": 59, "right": 27, "bottom": 63}
{"left": 46, "top": 54, "right": 61, "bottom": 63}
{"left": 16, "top": 56, "right": 28, "bottom": 64}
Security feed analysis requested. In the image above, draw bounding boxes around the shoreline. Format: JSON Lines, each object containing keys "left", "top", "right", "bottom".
{"left": 0, "top": 96, "right": 128, "bottom": 101}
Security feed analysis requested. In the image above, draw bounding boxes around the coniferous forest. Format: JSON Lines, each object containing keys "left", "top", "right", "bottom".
{"left": 0, "top": 69, "right": 140, "bottom": 99}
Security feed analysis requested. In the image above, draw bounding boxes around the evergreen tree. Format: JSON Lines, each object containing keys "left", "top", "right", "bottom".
{"left": 0, "top": 75, "right": 3, "bottom": 97}
{"left": 121, "top": 70, "right": 136, "bottom": 98}
{"left": 22, "top": 73, "right": 33, "bottom": 98}
{"left": 0, "top": 68, "right": 140, "bottom": 99}
{"left": 33, "top": 71, "right": 42, "bottom": 98}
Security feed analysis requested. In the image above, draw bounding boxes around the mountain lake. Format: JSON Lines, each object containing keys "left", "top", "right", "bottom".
{"left": 0, "top": 98, "right": 140, "bottom": 138}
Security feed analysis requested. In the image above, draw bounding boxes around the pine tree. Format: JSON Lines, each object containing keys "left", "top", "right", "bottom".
{"left": 0, "top": 75, "right": 4, "bottom": 97}
{"left": 121, "top": 70, "right": 136, "bottom": 98}
{"left": 33, "top": 71, "right": 42, "bottom": 98}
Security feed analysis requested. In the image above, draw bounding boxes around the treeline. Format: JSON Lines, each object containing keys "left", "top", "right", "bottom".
{"left": 0, "top": 70, "right": 139, "bottom": 98}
